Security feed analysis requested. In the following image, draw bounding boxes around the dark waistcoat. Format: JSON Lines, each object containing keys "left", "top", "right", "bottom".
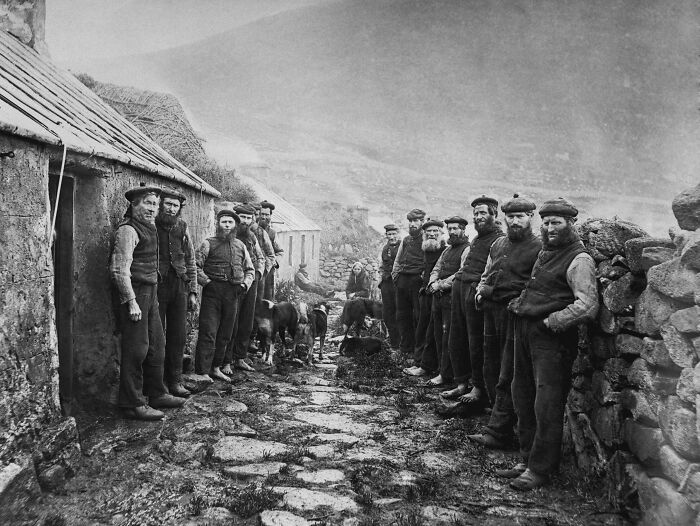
{"left": 202, "top": 236, "right": 246, "bottom": 283}
{"left": 119, "top": 217, "right": 159, "bottom": 285}
{"left": 157, "top": 219, "right": 189, "bottom": 281}
{"left": 395, "top": 233, "right": 424, "bottom": 275}
{"left": 456, "top": 226, "right": 504, "bottom": 283}
{"left": 238, "top": 231, "right": 261, "bottom": 272}
{"left": 514, "top": 240, "right": 586, "bottom": 318}
{"left": 422, "top": 245, "right": 445, "bottom": 285}
{"left": 438, "top": 237, "right": 469, "bottom": 279}
{"left": 489, "top": 233, "right": 542, "bottom": 303}
{"left": 380, "top": 242, "right": 400, "bottom": 280}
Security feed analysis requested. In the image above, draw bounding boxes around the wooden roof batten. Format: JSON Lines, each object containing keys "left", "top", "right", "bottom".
{"left": 0, "top": 30, "right": 220, "bottom": 197}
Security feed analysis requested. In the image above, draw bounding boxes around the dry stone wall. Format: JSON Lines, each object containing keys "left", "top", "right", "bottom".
{"left": 568, "top": 183, "right": 700, "bottom": 525}
{"left": 319, "top": 254, "right": 380, "bottom": 294}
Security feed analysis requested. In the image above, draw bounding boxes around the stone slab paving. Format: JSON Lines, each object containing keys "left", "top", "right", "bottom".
{"left": 293, "top": 410, "right": 371, "bottom": 434}
{"left": 259, "top": 510, "right": 310, "bottom": 526}
{"left": 222, "top": 462, "right": 287, "bottom": 479}
{"left": 306, "top": 444, "right": 336, "bottom": 459}
{"left": 222, "top": 400, "right": 248, "bottom": 414}
{"left": 274, "top": 486, "right": 360, "bottom": 513}
{"left": 295, "top": 468, "right": 346, "bottom": 484}
{"left": 311, "top": 433, "right": 360, "bottom": 445}
{"left": 309, "top": 391, "right": 333, "bottom": 405}
{"left": 211, "top": 437, "right": 288, "bottom": 462}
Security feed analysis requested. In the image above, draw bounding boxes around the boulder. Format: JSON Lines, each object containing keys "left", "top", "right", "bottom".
{"left": 182, "top": 373, "right": 214, "bottom": 393}
{"left": 680, "top": 230, "right": 700, "bottom": 271}
{"left": 603, "top": 357, "right": 631, "bottom": 388}
{"left": 628, "top": 464, "right": 696, "bottom": 526}
{"left": 625, "top": 236, "right": 677, "bottom": 274}
{"left": 672, "top": 183, "right": 700, "bottom": 231}
{"left": 0, "top": 456, "right": 40, "bottom": 516}
{"left": 579, "top": 218, "right": 648, "bottom": 261}
{"left": 635, "top": 288, "right": 683, "bottom": 337}
{"left": 670, "top": 306, "right": 700, "bottom": 335}
{"left": 641, "top": 337, "right": 677, "bottom": 370}
{"left": 616, "top": 334, "right": 643, "bottom": 358}
{"left": 621, "top": 388, "right": 660, "bottom": 426}
{"left": 660, "top": 324, "right": 698, "bottom": 369}
{"left": 658, "top": 396, "right": 700, "bottom": 461}
{"left": 693, "top": 337, "right": 700, "bottom": 359}
{"left": 36, "top": 464, "right": 66, "bottom": 492}
{"left": 658, "top": 444, "right": 691, "bottom": 486}
{"left": 627, "top": 358, "right": 679, "bottom": 395}
{"left": 640, "top": 247, "right": 677, "bottom": 273}
{"left": 598, "top": 305, "right": 620, "bottom": 334}
{"left": 647, "top": 258, "right": 699, "bottom": 304}
{"left": 677, "top": 368, "right": 696, "bottom": 405}
{"left": 694, "top": 363, "right": 700, "bottom": 393}
{"left": 590, "top": 332, "right": 619, "bottom": 360}
{"left": 623, "top": 420, "right": 663, "bottom": 465}
{"left": 603, "top": 273, "right": 646, "bottom": 313}
{"left": 591, "top": 404, "right": 624, "bottom": 446}
{"left": 592, "top": 371, "right": 619, "bottom": 405}
{"left": 259, "top": 510, "right": 310, "bottom": 526}
{"left": 567, "top": 388, "right": 594, "bottom": 413}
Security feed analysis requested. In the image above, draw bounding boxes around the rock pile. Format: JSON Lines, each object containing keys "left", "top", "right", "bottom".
{"left": 319, "top": 254, "right": 380, "bottom": 292}
{"left": 568, "top": 183, "right": 700, "bottom": 525}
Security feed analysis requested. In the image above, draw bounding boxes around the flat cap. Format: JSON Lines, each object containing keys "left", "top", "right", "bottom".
{"left": 444, "top": 215, "right": 468, "bottom": 227}
{"left": 539, "top": 197, "right": 578, "bottom": 218}
{"left": 124, "top": 184, "right": 161, "bottom": 202}
{"left": 217, "top": 209, "right": 240, "bottom": 222}
{"left": 501, "top": 193, "right": 536, "bottom": 213}
{"left": 471, "top": 194, "right": 499, "bottom": 208}
{"left": 234, "top": 203, "right": 257, "bottom": 216}
{"left": 422, "top": 219, "right": 445, "bottom": 230}
{"left": 384, "top": 223, "right": 399, "bottom": 232}
{"left": 260, "top": 200, "right": 276, "bottom": 211}
{"left": 406, "top": 208, "right": 426, "bottom": 220}
{"left": 299, "top": 262, "right": 307, "bottom": 269}
{"left": 250, "top": 202, "right": 262, "bottom": 211}
{"left": 160, "top": 187, "right": 186, "bottom": 203}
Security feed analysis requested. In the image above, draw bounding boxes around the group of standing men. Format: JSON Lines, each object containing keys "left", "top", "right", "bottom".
{"left": 378, "top": 194, "right": 599, "bottom": 490}
{"left": 110, "top": 185, "right": 283, "bottom": 422}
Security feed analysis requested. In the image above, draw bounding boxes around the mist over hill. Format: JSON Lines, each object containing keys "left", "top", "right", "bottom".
{"left": 76, "top": 0, "right": 700, "bottom": 233}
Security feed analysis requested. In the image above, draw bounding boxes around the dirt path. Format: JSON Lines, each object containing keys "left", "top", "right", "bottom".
{"left": 29, "top": 340, "right": 629, "bottom": 526}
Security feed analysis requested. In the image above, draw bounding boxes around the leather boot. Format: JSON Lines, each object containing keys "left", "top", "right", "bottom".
{"left": 509, "top": 468, "right": 549, "bottom": 490}
{"left": 495, "top": 462, "right": 527, "bottom": 478}
{"left": 150, "top": 393, "right": 187, "bottom": 408}
{"left": 122, "top": 405, "right": 164, "bottom": 421}
{"left": 467, "top": 433, "right": 507, "bottom": 450}
{"left": 168, "top": 384, "right": 191, "bottom": 398}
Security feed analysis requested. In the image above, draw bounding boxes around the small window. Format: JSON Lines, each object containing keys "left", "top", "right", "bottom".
{"left": 301, "top": 235, "right": 306, "bottom": 264}
{"left": 288, "top": 235, "right": 293, "bottom": 266}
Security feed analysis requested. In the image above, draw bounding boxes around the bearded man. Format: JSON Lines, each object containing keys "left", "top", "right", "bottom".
{"left": 195, "top": 209, "right": 255, "bottom": 382}
{"left": 403, "top": 219, "right": 445, "bottom": 377}
{"left": 391, "top": 208, "right": 426, "bottom": 355}
{"left": 155, "top": 188, "right": 198, "bottom": 398}
{"left": 443, "top": 195, "right": 504, "bottom": 406}
{"left": 467, "top": 194, "right": 542, "bottom": 449}
{"left": 222, "top": 204, "right": 266, "bottom": 373}
{"left": 378, "top": 224, "right": 401, "bottom": 348}
{"left": 503, "top": 197, "right": 598, "bottom": 491}
{"left": 259, "top": 200, "right": 284, "bottom": 300}
{"left": 421, "top": 216, "right": 470, "bottom": 387}
{"left": 110, "top": 185, "right": 186, "bottom": 421}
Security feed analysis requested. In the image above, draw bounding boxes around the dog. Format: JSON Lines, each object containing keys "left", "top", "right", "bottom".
{"left": 341, "top": 298, "right": 383, "bottom": 337}
{"left": 257, "top": 300, "right": 299, "bottom": 365}
{"left": 339, "top": 335, "right": 383, "bottom": 356}
{"left": 291, "top": 301, "right": 331, "bottom": 364}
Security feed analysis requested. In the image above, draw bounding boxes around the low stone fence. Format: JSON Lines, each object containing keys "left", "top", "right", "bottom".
{"left": 568, "top": 184, "right": 700, "bottom": 524}
{"left": 319, "top": 253, "right": 380, "bottom": 294}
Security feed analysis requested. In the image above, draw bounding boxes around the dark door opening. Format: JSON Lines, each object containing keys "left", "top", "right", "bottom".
{"left": 49, "top": 173, "right": 74, "bottom": 416}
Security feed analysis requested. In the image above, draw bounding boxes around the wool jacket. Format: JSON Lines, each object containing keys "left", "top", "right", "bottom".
{"left": 454, "top": 225, "right": 504, "bottom": 283}
{"left": 110, "top": 217, "right": 159, "bottom": 304}
{"left": 429, "top": 236, "right": 470, "bottom": 291}
{"left": 380, "top": 241, "right": 401, "bottom": 281}
{"left": 421, "top": 243, "right": 446, "bottom": 286}
{"left": 157, "top": 218, "right": 198, "bottom": 294}
{"left": 477, "top": 232, "right": 542, "bottom": 303}
{"left": 346, "top": 269, "right": 372, "bottom": 297}
{"left": 391, "top": 232, "right": 424, "bottom": 280}
{"left": 251, "top": 223, "right": 276, "bottom": 272}
{"left": 237, "top": 229, "right": 266, "bottom": 277}
{"left": 196, "top": 235, "right": 255, "bottom": 290}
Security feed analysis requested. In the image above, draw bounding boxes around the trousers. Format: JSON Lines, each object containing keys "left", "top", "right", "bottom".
{"left": 448, "top": 280, "right": 484, "bottom": 386}
{"left": 426, "top": 292, "right": 453, "bottom": 379}
{"left": 157, "top": 271, "right": 187, "bottom": 388}
{"left": 264, "top": 267, "right": 275, "bottom": 301}
{"left": 484, "top": 303, "right": 516, "bottom": 440}
{"left": 512, "top": 317, "right": 578, "bottom": 475}
{"left": 379, "top": 278, "right": 399, "bottom": 347}
{"left": 195, "top": 281, "right": 242, "bottom": 374}
{"left": 226, "top": 277, "right": 258, "bottom": 362}
{"left": 118, "top": 283, "right": 167, "bottom": 408}
{"left": 395, "top": 274, "right": 422, "bottom": 354}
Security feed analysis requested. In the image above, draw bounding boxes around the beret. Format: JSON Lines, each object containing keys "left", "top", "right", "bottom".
{"left": 539, "top": 197, "right": 578, "bottom": 218}
{"left": 260, "top": 200, "right": 275, "bottom": 211}
{"left": 299, "top": 262, "right": 307, "bottom": 269}
{"left": 422, "top": 219, "right": 445, "bottom": 230}
{"left": 501, "top": 193, "right": 536, "bottom": 213}
{"left": 406, "top": 208, "right": 426, "bottom": 220}
{"left": 217, "top": 209, "right": 240, "bottom": 222}
{"left": 250, "top": 202, "right": 262, "bottom": 211}
{"left": 444, "top": 215, "right": 468, "bottom": 227}
{"left": 160, "top": 187, "right": 186, "bottom": 203}
{"left": 234, "top": 203, "right": 257, "bottom": 216}
{"left": 124, "top": 185, "right": 161, "bottom": 201}
{"left": 471, "top": 194, "right": 499, "bottom": 208}
{"left": 384, "top": 223, "right": 398, "bottom": 232}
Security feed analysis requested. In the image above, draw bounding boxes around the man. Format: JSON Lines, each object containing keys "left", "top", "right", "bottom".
{"left": 467, "top": 194, "right": 542, "bottom": 449}
{"left": 378, "top": 224, "right": 401, "bottom": 348}
{"left": 155, "top": 188, "right": 198, "bottom": 398}
{"left": 403, "top": 219, "right": 445, "bottom": 376}
{"left": 110, "top": 185, "right": 186, "bottom": 420}
{"left": 443, "top": 196, "right": 504, "bottom": 405}
{"left": 195, "top": 209, "right": 255, "bottom": 382}
{"left": 295, "top": 263, "right": 331, "bottom": 296}
{"left": 259, "top": 200, "right": 284, "bottom": 300}
{"left": 222, "top": 203, "right": 265, "bottom": 373}
{"left": 391, "top": 208, "right": 426, "bottom": 355}
{"left": 422, "top": 216, "right": 470, "bottom": 387}
{"left": 504, "top": 197, "right": 598, "bottom": 490}
{"left": 246, "top": 202, "right": 275, "bottom": 353}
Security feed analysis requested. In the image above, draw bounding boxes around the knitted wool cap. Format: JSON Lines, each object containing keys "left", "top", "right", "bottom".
{"left": 217, "top": 209, "right": 240, "bottom": 222}
{"left": 501, "top": 193, "right": 536, "bottom": 213}
{"left": 422, "top": 219, "right": 445, "bottom": 230}
{"left": 234, "top": 203, "right": 257, "bottom": 216}
{"left": 539, "top": 197, "right": 578, "bottom": 218}
{"left": 470, "top": 194, "right": 499, "bottom": 208}
{"left": 124, "top": 184, "right": 161, "bottom": 202}
{"left": 406, "top": 208, "right": 426, "bottom": 220}
{"left": 384, "top": 223, "right": 398, "bottom": 232}
{"left": 444, "top": 215, "right": 468, "bottom": 227}
{"left": 260, "top": 200, "right": 275, "bottom": 211}
{"left": 160, "top": 187, "right": 186, "bottom": 203}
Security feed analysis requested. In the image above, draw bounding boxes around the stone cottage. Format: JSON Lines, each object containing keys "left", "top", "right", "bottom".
{"left": 0, "top": 2, "right": 219, "bottom": 508}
